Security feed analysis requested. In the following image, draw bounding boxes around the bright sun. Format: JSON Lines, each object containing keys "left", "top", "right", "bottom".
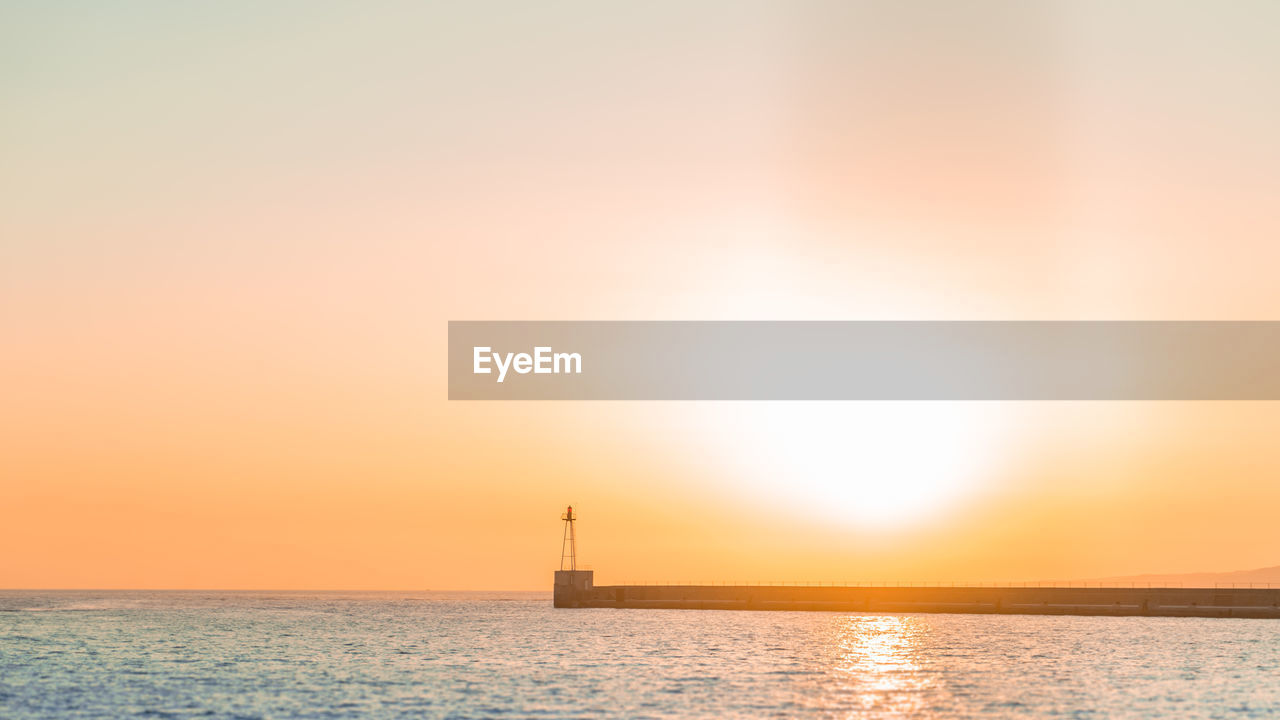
{"left": 653, "top": 222, "right": 1008, "bottom": 528}
{"left": 699, "top": 403, "right": 1005, "bottom": 528}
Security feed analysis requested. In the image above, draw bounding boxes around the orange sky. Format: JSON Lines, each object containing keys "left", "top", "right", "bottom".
{"left": 3, "top": 2, "right": 1279, "bottom": 589}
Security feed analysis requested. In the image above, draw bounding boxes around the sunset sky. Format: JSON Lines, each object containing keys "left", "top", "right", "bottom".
{"left": 4, "top": 2, "right": 1280, "bottom": 590}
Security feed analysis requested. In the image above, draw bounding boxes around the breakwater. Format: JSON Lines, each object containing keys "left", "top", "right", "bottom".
{"left": 553, "top": 571, "right": 1280, "bottom": 618}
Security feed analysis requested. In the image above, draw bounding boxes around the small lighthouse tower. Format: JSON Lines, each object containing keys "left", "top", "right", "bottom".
{"left": 560, "top": 505, "right": 577, "bottom": 571}
{"left": 553, "top": 504, "right": 593, "bottom": 607}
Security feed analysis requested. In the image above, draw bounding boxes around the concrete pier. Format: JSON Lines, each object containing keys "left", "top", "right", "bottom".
{"left": 553, "top": 577, "right": 1280, "bottom": 618}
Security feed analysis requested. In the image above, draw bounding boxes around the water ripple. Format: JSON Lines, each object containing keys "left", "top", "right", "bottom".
{"left": 2, "top": 590, "right": 1278, "bottom": 718}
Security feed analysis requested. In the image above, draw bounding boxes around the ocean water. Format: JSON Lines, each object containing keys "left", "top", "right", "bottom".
{"left": 2, "top": 591, "right": 1278, "bottom": 718}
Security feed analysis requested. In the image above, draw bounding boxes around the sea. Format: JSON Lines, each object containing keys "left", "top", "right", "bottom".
{"left": 2, "top": 590, "right": 1278, "bottom": 718}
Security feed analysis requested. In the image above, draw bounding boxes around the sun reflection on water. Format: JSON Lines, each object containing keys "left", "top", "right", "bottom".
{"left": 819, "top": 615, "right": 934, "bottom": 718}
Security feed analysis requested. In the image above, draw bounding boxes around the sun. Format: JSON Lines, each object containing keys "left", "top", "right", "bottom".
{"left": 698, "top": 402, "right": 1005, "bottom": 528}
{"left": 645, "top": 222, "right": 1007, "bottom": 528}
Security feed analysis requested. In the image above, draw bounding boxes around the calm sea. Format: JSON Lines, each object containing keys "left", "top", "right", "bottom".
{"left": 2, "top": 590, "right": 1278, "bottom": 718}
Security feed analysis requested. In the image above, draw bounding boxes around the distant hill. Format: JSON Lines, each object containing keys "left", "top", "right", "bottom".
{"left": 1079, "top": 565, "right": 1280, "bottom": 588}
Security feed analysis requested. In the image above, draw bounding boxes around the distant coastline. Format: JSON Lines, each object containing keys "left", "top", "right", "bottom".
{"left": 1076, "top": 565, "right": 1280, "bottom": 588}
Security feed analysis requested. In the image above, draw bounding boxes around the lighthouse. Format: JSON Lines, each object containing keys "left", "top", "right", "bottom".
{"left": 553, "top": 505, "right": 593, "bottom": 607}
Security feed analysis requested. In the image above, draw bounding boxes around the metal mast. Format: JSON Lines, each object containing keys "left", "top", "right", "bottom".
{"left": 560, "top": 505, "right": 577, "bottom": 571}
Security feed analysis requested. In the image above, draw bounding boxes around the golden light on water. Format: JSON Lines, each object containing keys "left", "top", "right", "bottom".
{"left": 822, "top": 616, "right": 933, "bottom": 717}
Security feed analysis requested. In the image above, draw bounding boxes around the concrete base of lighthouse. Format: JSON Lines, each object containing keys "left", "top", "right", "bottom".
{"left": 553, "top": 570, "right": 594, "bottom": 607}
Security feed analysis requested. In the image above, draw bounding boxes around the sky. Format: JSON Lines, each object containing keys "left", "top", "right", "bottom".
{"left": 3, "top": 1, "right": 1280, "bottom": 590}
